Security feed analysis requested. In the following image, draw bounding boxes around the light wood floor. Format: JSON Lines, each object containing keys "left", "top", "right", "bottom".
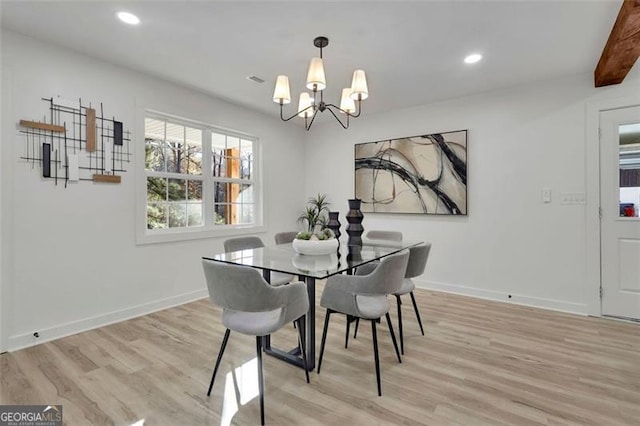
{"left": 1, "top": 286, "right": 639, "bottom": 425}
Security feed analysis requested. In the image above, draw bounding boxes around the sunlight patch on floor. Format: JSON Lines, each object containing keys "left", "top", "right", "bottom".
{"left": 221, "top": 357, "right": 259, "bottom": 426}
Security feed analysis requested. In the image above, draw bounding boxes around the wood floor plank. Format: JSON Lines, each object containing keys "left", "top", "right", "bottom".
{"left": 1, "top": 287, "right": 639, "bottom": 425}
{"left": 0, "top": 351, "right": 44, "bottom": 405}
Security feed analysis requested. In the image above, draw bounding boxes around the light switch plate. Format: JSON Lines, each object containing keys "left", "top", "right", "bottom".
{"left": 560, "top": 192, "right": 586, "bottom": 205}
{"left": 542, "top": 187, "right": 552, "bottom": 203}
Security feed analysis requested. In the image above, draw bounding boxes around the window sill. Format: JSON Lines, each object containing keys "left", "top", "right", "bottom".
{"left": 136, "top": 224, "right": 266, "bottom": 245}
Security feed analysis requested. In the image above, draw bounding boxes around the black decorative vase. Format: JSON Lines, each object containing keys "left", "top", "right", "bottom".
{"left": 327, "top": 211, "right": 341, "bottom": 240}
{"left": 347, "top": 244, "right": 362, "bottom": 262}
{"left": 346, "top": 198, "right": 364, "bottom": 246}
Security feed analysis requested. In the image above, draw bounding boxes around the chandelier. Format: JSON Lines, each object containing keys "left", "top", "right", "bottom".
{"left": 272, "top": 36, "right": 368, "bottom": 130}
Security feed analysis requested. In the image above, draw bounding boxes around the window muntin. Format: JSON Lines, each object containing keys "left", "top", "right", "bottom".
{"left": 144, "top": 114, "right": 257, "bottom": 233}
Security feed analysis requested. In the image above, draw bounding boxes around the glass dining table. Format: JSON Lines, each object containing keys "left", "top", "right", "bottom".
{"left": 202, "top": 239, "right": 421, "bottom": 371}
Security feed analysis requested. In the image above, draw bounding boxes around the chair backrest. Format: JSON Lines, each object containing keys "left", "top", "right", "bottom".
{"left": 405, "top": 242, "right": 431, "bottom": 279}
{"left": 223, "top": 236, "right": 265, "bottom": 252}
{"left": 361, "top": 249, "right": 410, "bottom": 295}
{"left": 202, "top": 260, "right": 277, "bottom": 312}
{"left": 202, "top": 260, "right": 309, "bottom": 324}
{"left": 274, "top": 231, "right": 298, "bottom": 245}
{"left": 365, "top": 230, "right": 403, "bottom": 242}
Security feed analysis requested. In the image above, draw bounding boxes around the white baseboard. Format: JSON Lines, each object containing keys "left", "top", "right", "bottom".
{"left": 7, "top": 288, "right": 208, "bottom": 352}
{"left": 7, "top": 281, "right": 589, "bottom": 352}
{"left": 415, "top": 279, "right": 588, "bottom": 316}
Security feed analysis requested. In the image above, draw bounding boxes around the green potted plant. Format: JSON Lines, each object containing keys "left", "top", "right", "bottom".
{"left": 293, "top": 194, "right": 338, "bottom": 255}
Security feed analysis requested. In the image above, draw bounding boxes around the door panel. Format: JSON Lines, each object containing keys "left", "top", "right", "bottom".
{"left": 619, "top": 239, "right": 640, "bottom": 292}
{"left": 600, "top": 106, "right": 640, "bottom": 320}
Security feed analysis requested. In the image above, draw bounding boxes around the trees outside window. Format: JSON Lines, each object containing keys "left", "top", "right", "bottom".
{"left": 144, "top": 115, "right": 257, "bottom": 233}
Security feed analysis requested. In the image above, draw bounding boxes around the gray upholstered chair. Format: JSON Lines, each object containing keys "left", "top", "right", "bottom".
{"left": 365, "top": 230, "right": 403, "bottom": 242}
{"left": 349, "top": 230, "right": 403, "bottom": 339}
{"left": 351, "top": 243, "right": 431, "bottom": 354}
{"left": 394, "top": 242, "right": 431, "bottom": 354}
{"left": 223, "top": 236, "right": 293, "bottom": 286}
{"left": 223, "top": 236, "right": 264, "bottom": 252}
{"left": 274, "top": 231, "right": 298, "bottom": 245}
{"left": 317, "top": 250, "right": 409, "bottom": 396}
{"left": 202, "top": 260, "right": 310, "bottom": 425}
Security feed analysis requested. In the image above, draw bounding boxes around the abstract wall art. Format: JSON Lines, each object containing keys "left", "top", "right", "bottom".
{"left": 354, "top": 130, "right": 467, "bottom": 215}
{"left": 18, "top": 96, "right": 131, "bottom": 187}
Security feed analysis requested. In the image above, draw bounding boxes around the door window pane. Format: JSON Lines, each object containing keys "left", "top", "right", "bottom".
{"left": 619, "top": 123, "right": 640, "bottom": 217}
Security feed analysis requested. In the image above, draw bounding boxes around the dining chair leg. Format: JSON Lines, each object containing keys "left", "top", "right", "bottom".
{"left": 353, "top": 317, "right": 360, "bottom": 338}
{"left": 296, "top": 318, "right": 310, "bottom": 383}
{"left": 317, "top": 309, "right": 332, "bottom": 374}
{"left": 371, "top": 319, "right": 382, "bottom": 397}
{"left": 385, "top": 313, "right": 402, "bottom": 364}
{"left": 396, "top": 295, "right": 404, "bottom": 355}
{"left": 409, "top": 291, "right": 425, "bottom": 335}
{"left": 345, "top": 315, "right": 351, "bottom": 348}
{"left": 256, "top": 336, "right": 265, "bottom": 426}
{"left": 207, "top": 328, "right": 231, "bottom": 396}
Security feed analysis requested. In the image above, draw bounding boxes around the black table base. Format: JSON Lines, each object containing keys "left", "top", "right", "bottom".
{"left": 262, "top": 273, "right": 316, "bottom": 371}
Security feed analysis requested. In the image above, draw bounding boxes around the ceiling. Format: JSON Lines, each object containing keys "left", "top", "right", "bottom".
{"left": 0, "top": 1, "right": 623, "bottom": 121}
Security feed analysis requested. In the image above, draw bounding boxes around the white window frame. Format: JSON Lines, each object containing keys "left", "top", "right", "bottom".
{"left": 136, "top": 110, "right": 264, "bottom": 245}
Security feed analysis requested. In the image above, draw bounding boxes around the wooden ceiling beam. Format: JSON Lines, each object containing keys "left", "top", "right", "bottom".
{"left": 594, "top": 0, "right": 640, "bottom": 87}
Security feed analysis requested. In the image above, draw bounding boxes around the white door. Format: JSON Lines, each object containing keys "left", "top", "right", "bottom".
{"left": 600, "top": 106, "right": 640, "bottom": 320}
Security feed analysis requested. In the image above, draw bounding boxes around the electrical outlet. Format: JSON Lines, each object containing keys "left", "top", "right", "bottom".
{"left": 542, "top": 188, "right": 552, "bottom": 203}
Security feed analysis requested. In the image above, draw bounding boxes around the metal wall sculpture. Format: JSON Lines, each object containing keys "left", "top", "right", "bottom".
{"left": 19, "top": 97, "right": 130, "bottom": 187}
{"left": 354, "top": 130, "right": 467, "bottom": 215}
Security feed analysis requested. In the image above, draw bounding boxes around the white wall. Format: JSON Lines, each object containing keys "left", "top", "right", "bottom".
{"left": 0, "top": 30, "right": 306, "bottom": 351}
{"left": 3, "top": 29, "right": 639, "bottom": 353}
{"left": 305, "top": 71, "right": 640, "bottom": 314}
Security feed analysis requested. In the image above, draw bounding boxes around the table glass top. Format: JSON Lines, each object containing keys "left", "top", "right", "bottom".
{"left": 203, "top": 239, "right": 421, "bottom": 279}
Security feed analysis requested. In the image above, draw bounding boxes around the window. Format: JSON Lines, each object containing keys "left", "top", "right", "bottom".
{"left": 145, "top": 118, "right": 204, "bottom": 229}
{"left": 142, "top": 113, "right": 260, "bottom": 241}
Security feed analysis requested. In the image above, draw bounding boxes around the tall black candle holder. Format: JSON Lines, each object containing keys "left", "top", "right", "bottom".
{"left": 346, "top": 198, "right": 364, "bottom": 246}
{"left": 327, "top": 211, "right": 341, "bottom": 240}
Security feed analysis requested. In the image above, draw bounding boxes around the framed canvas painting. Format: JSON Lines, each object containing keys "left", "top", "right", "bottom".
{"left": 354, "top": 130, "right": 467, "bottom": 215}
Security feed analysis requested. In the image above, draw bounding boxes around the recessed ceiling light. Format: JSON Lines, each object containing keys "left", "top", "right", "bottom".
{"left": 117, "top": 11, "right": 140, "bottom": 25}
{"left": 464, "top": 53, "right": 482, "bottom": 64}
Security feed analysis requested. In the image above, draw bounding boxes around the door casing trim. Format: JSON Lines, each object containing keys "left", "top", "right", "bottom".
{"left": 585, "top": 95, "right": 640, "bottom": 317}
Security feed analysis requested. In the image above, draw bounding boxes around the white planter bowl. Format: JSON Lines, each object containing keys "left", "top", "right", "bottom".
{"left": 292, "top": 238, "right": 339, "bottom": 255}
{"left": 292, "top": 253, "right": 338, "bottom": 271}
